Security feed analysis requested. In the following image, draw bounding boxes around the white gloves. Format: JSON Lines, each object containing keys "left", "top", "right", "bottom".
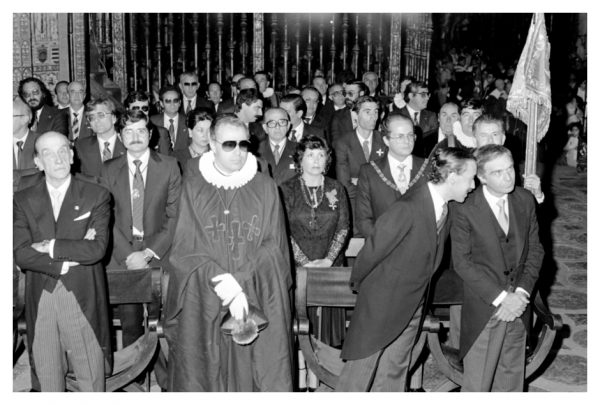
{"left": 211, "top": 273, "right": 243, "bottom": 305}
{"left": 211, "top": 273, "right": 248, "bottom": 321}
{"left": 229, "top": 292, "right": 249, "bottom": 321}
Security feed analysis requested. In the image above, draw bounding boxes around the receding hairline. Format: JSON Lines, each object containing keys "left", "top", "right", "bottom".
{"left": 34, "top": 131, "right": 70, "bottom": 153}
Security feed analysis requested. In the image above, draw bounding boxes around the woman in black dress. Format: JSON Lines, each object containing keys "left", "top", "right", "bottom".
{"left": 280, "top": 134, "right": 350, "bottom": 391}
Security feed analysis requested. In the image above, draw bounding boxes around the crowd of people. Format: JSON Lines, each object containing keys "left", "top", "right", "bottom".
{"left": 14, "top": 62, "right": 559, "bottom": 392}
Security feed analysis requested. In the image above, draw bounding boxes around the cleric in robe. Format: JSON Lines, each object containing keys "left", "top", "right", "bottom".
{"left": 164, "top": 114, "right": 294, "bottom": 391}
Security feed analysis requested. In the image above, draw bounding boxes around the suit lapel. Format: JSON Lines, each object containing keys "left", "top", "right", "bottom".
{"left": 116, "top": 157, "right": 133, "bottom": 231}
{"left": 508, "top": 192, "right": 526, "bottom": 261}
{"left": 370, "top": 131, "right": 386, "bottom": 160}
{"left": 144, "top": 152, "right": 161, "bottom": 213}
{"left": 176, "top": 113, "right": 189, "bottom": 150}
{"left": 348, "top": 133, "right": 367, "bottom": 164}
{"left": 31, "top": 182, "right": 56, "bottom": 239}
{"left": 55, "top": 178, "right": 81, "bottom": 237}
{"left": 114, "top": 137, "right": 127, "bottom": 159}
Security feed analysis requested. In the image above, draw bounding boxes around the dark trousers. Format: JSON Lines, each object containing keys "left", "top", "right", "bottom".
{"left": 119, "top": 303, "right": 144, "bottom": 348}
{"left": 337, "top": 305, "right": 422, "bottom": 392}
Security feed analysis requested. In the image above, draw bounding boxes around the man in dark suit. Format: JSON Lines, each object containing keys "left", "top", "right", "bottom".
{"left": 424, "top": 101, "right": 462, "bottom": 157}
{"left": 54, "top": 80, "right": 70, "bottom": 110}
{"left": 178, "top": 70, "right": 213, "bottom": 115}
{"left": 101, "top": 110, "right": 181, "bottom": 354}
{"left": 207, "top": 81, "right": 234, "bottom": 114}
{"left": 14, "top": 131, "right": 112, "bottom": 391}
{"left": 74, "top": 97, "right": 126, "bottom": 179}
{"left": 18, "top": 77, "right": 68, "bottom": 136}
{"left": 151, "top": 85, "right": 190, "bottom": 153}
{"left": 330, "top": 80, "right": 367, "bottom": 142}
{"left": 338, "top": 147, "right": 477, "bottom": 391}
{"left": 13, "top": 97, "right": 39, "bottom": 177}
{"left": 451, "top": 144, "right": 543, "bottom": 391}
{"left": 334, "top": 96, "right": 387, "bottom": 211}
{"left": 472, "top": 114, "right": 544, "bottom": 203}
{"left": 66, "top": 81, "right": 93, "bottom": 142}
{"left": 235, "top": 88, "right": 266, "bottom": 151}
{"left": 124, "top": 90, "right": 171, "bottom": 154}
{"left": 388, "top": 80, "right": 438, "bottom": 157}
{"left": 355, "top": 114, "right": 427, "bottom": 238}
{"left": 258, "top": 107, "right": 298, "bottom": 186}
{"left": 279, "top": 93, "right": 325, "bottom": 144}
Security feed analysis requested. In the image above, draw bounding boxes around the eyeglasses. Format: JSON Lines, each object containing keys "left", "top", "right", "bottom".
{"left": 69, "top": 90, "right": 85, "bottom": 95}
{"left": 87, "top": 112, "right": 113, "bottom": 122}
{"left": 13, "top": 114, "right": 27, "bottom": 118}
{"left": 266, "top": 119, "right": 289, "bottom": 128}
{"left": 23, "top": 89, "right": 41, "bottom": 98}
{"left": 163, "top": 98, "right": 180, "bottom": 104}
{"left": 387, "top": 133, "right": 415, "bottom": 141}
{"left": 215, "top": 139, "right": 251, "bottom": 152}
{"left": 331, "top": 90, "right": 345, "bottom": 97}
{"left": 122, "top": 127, "right": 149, "bottom": 137}
{"left": 345, "top": 91, "right": 357, "bottom": 97}
{"left": 183, "top": 82, "right": 198, "bottom": 87}
{"left": 413, "top": 91, "right": 430, "bottom": 97}
{"left": 130, "top": 105, "right": 150, "bottom": 113}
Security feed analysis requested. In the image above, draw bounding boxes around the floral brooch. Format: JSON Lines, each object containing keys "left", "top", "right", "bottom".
{"left": 325, "top": 189, "right": 338, "bottom": 210}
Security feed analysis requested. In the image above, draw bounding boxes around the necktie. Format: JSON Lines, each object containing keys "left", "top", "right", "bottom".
{"left": 304, "top": 117, "right": 311, "bottom": 125}
{"left": 132, "top": 159, "right": 145, "bottom": 234}
{"left": 16, "top": 140, "right": 23, "bottom": 169}
{"left": 362, "top": 139, "right": 370, "bottom": 161}
{"left": 496, "top": 199, "right": 509, "bottom": 234}
{"left": 72, "top": 112, "right": 79, "bottom": 139}
{"left": 186, "top": 100, "right": 192, "bottom": 114}
{"left": 31, "top": 112, "right": 38, "bottom": 132}
{"left": 436, "top": 203, "right": 448, "bottom": 234}
{"left": 447, "top": 133, "right": 456, "bottom": 147}
{"left": 290, "top": 129, "right": 297, "bottom": 142}
{"left": 50, "top": 189, "right": 61, "bottom": 220}
{"left": 413, "top": 112, "right": 419, "bottom": 126}
{"left": 102, "top": 141, "right": 112, "bottom": 162}
{"left": 397, "top": 164, "right": 408, "bottom": 194}
{"left": 168, "top": 118, "right": 175, "bottom": 148}
{"left": 273, "top": 143, "right": 281, "bottom": 165}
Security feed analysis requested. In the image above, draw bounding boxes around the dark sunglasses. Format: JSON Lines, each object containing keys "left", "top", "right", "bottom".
{"left": 130, "top": 105, "right": 149, "bottom": 112}
{"left": 215, "top": 139, "right": 251, "bottom": 152}
{"left": 183, "top": 82, "right": 199, "bottom": 87}
{"left": 163, "top": 98, "right": 180, "bottom": 104}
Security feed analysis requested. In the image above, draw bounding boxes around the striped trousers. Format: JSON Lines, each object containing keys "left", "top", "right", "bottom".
{"left": 31, "top": 280, "right": 105, "bottom": 392}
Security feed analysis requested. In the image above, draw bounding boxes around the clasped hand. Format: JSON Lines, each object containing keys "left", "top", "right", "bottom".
{"left": 32, "top": 228, "right": 96, "bottom": 274}
{"left": 494, "top": 291, "right": 529, "bottom": 322}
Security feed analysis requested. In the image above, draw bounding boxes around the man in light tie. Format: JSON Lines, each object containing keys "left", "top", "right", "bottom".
{"left": 14, "top": 131, "right": 113, "bottom": 391}
{"left": 451, "top": 144, "right": 543, "bottom": 391}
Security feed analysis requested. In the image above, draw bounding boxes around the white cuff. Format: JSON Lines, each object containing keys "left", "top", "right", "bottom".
{"left": 49, "top": 239, "right": 56, "bottom": 258}
{"left": 515, "top": 287, "right": 530, "bottom": 297}
{"left": 492, "top": 290, "right": 508, "bottom": 307}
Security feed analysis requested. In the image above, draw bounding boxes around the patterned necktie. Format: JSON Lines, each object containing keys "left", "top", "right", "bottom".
{"left": 436, "top": 203, "right": 448, "bottom": 234}
{"left": 496, "top": 199, "right": 509, "bottom": 234}
{"left": 102, "top": 141, "right": 112, "bottom": 162}
{"left": 186, "top": 100, "right": 192, "bottom": 114}
{"left": 132, "top": 159, "right": 145, "bottom": 234}
{"left": 413, "top": 111, "right": 419, "bottom": 126}
{"left": 397, "top": 164, "right": 408, "bottom": 194}
{"left": 50, "top": 189, "right": 61, "bottom": 220}
{"left": 273, "top": 143, "right": 281, "bottom": 165}
{"left": 362, "top": 139, "right": 370, "bottom": 161}
{"left": 168, "top": 118, "right": 175, "bottom": 148}
{"left": 16, "top": 141, "right": 23, "bottom": 169}
{"left": 72, "top": 112, "right": 79, "bottom": 139}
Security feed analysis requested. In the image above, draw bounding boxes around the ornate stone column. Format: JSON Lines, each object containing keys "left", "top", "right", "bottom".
{"left": 111, "top": 13, "right": 127, "bottom": 96}
{"left": 388, "top": 13, "right": 402, "bottom": 95}
{"left": 253, "top": 13, "right": 264, "bottom": 73}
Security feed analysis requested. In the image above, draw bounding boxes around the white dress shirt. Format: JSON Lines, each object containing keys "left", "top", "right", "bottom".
{"left": 14, "top": 131, "right": 30, "bottom": 168}
{"left": 290, "top": 122, "right": 305, "bottom": 142}
{"left": 163, "top": 114, "right": 180, "bottom": 141}
{"left": 97, "top": 133, "right": 118, "bottom": 159}
{"left": 388, "top": 154, "right": 413, "bottom": 190}
{"left": 426, "top": 182, "right": 446, "bottom": 223}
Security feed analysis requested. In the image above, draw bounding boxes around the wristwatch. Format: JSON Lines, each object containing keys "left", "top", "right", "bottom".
{"left": 143, "top": 249, "right": 154, "bottom": 263}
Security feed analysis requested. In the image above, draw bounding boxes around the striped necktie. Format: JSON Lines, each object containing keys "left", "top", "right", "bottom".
{"left": 168, "top": 118, "right": 175, "bottom": 148}
{"left": 102, "top": 141, "right": 112, "bottom": 162}
{"left": 72, "top": 112, "right": 79, "bottom": 139}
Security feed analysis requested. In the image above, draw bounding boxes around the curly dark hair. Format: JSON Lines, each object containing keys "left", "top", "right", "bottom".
{"left": 428, "top": 147, "right": 476, "bottom": 184}
{"left": 292, "top": 134, "right": 332, "bottom": 174}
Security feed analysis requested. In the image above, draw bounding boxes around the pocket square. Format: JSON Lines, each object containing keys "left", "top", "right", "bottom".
{"left": 74, "top": 212, "right": 91, "bottom": 221}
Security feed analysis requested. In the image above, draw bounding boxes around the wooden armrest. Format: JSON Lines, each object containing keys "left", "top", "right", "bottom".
{"left": 532, "top": 292, "right": 563, "bottom": 331}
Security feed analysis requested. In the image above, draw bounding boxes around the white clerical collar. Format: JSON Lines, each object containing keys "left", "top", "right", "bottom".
{"left": 199, "top": 150, "right": 258, "bottom": 190}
